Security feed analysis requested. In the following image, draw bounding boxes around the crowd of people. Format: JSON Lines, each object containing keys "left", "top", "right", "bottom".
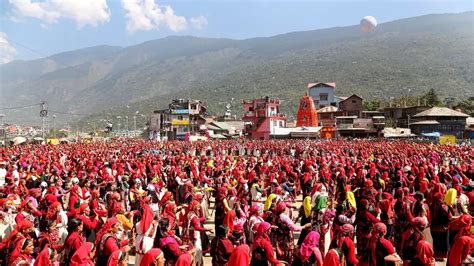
{"left": 0, "top": 138, "right": 472, "bottom": 266}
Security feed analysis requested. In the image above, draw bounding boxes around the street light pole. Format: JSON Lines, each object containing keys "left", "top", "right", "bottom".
{"left": 53, "top": 115, "right": 56, "bottom": 138}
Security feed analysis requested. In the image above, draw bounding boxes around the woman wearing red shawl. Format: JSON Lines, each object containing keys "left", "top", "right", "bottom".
{"left": 135, "top": 204, "right": 158, "bottom": 265}
{"left": 38, "top": 220, "right": 62, "bottom": 251}
{"left": 429, "top": 191, "right": 451, "bottom": 259}
{"left": 1, "top": 220, "right": 34, "bottom": 266}
{"left": 292, "top": 231, "right": 323, "bottom": 266}
{"left": 63, "top": 218, "right": 86, "bottom": 263}
{"left": 210, "top": 225, "right": 234, "bottom": 266}
{"left": 355, "top": 198, "right": 380, "bottom": 265}
{"left": 329, "top": 224, "right": 359, "bottom": 266}
{"left": 96, "top": 217, "right": 129, "bottom": 266}
{"left": 447, "top": 235, "right": 474, "bottom": 266}
{"left": 228, "top": 241, "right": 250, "bottom": 266}
{"left": 70, "top": 242, "right": 95, "bottom": 266}
{"left": 323, "top": 247, "right": 345, "bottom": 266}
{"left": 106, "top": 249, "right": 128, "bottom": 266}
{"left": 184, "top": 200, "right": 210, "bottom": 259}
{"left": 33, "top": 244, "right": 57, "bottom": 266}
{"left": 159, "top": 191, "right": 173, "bottom": 211}
{"left": 68, "top": 185, "right": 82, "bottom": 214}
{"left": 15, "top": 198, "right": 41, "bottom": 225}
{"left": 162, "top": 203, "right": 178, "bottom": 235}
{"left": 368, "top": 223, "right": 397, "bottom": 266}
{"left": 214, "top": 187, "right": 230, "bottom": 230}
{"left": 156, "top": 218, "right": 193, "bottom": 265}
{"left": 75, "top": 203, "right": 98, "bottom": 241}
{"left": 9, "top": 238, "right": 34, "bottom": 266}
{"left": 140, "top": 248, "right": 164, "bottom": 266}
{"left": 401, "top": 217, "right": 428, "bottom": 263}
{"left": 250, "top": 222, "right": 282, "bottom": 266}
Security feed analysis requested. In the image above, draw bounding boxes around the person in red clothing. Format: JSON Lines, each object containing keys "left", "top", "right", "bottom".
{"left": 323, "top": 247, "right": 345, "bottom": 266}
{"left": 0, "top": 220, "right": 34, "bottom": 265}
{"left": 106, "top": 249, "right": 128, "bottom": 266}
{"left": 413, "top": 239, "right": 435, "bottom": 266}
{"left": 70, "top": 242, "right": 95, "bottom": 266}
{"left": 210, "top": 225, "right": 234, "bottom": 266}
{"left": 63, "top": 218, "right": 86, "bottom": 264}
{"left": 184, "top": 200, "right": 211, "bottom": 261}
{"left": 355, "top": 198, "right": 379, "bottom": 265}
{"left": 75, "top": 203, "right": 98, "bottom": 241}
{"left": 250, "top": 222, "right": 282, "bottom": 266}
{"left": 368, "top": 222, "right": 397, "bottom": 266}
{"left": 140, "top": 248, "right": 164, "bottom": 266}
{"left": 34, "top": 244, "right": 57, "bottom": 266}
{"left": 157, "top": 218, "right": 196, "bottom": 265}
{"left": 330, "top": 223, "right": 359, "bottom": 266}
{"left": 15, "top": 199, "right": 42, "bottom": 225}
{"left": 68, "top": 185, "right": 83, "bottom": 214}
{"left": 97, "top": 217, "right": 130, "bottom": 265}
{"left": 9, "top": 238, "right": 35, "bottom": 266}
{"left": 447, "top": 235, "right": 474, "bottom": 266}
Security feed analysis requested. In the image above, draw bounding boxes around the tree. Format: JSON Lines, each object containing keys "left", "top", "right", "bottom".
{"left": 455, "top": 98, "right": 474, "bottom": 116}
{"left": 363, "top": 100, "right": 382, "bottom": 111}
{"left": 423, "top": 88, "right": 441, "bottom": 106}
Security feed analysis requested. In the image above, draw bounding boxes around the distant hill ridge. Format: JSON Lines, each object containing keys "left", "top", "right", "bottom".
{"left": 0, "top": 12, "right": 472, "bottom": 125}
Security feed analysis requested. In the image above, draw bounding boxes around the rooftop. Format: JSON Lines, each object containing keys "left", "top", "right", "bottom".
{"left": 317, "top": 105, "right": 339, "bottom": 113}
{"left": 307, "top": 82, "right": 336, "bottom": 89}
{"left": 413, "top": 107, "right": 469, "bottom": 118}
{"left": 410, "top": 120, "right": 440, "bottom": 125}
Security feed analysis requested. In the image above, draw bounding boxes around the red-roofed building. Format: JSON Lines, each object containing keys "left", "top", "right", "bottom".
{"left": 242, "top": 96, "right": 287, "bottom": 140}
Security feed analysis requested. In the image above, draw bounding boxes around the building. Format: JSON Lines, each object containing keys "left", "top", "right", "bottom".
{"left": 382, "top": 106, "right": 430, "bottom": 128}
{"left": 242, "top": 96, "right": 287, "bottom": 140}
{"left": 338, "top": 94, "right": 363, "bottom": 117}
{"left": 205, "top": 120, "right": 245, "bottom": 139}
{"left": 410, "top": 107, "right": 469, "bottom": 138}
{"left": 296, "top": 94, "right": 318, "bottom": 127}
{"left": 149, "top": 99, "right": 207, "bottom": 140}
{"left": 317, "top": 106, "right": 341, "bottom": 139}
{"left": 336, "top": 116, "right": 379, "bottom": 137}
{"left": 307, "top": 82, "right": 337, "bottom": 109}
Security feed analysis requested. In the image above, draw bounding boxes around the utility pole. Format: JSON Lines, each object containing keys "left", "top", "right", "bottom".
{"left": 133, "top": 115, "right": 137, "bottom": 133}
{"left": 52, "top": 115, "right": 56, "bottom": 138}
{"left": 40, "top": 102, "right": 48, "bottom": 139}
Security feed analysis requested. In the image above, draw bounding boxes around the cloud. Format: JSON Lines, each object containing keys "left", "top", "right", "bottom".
{"left": 121, "top": 0, "right": 191, "bottom": 33}
{"left": 190, "top": 16, "right": 208, "bottom": 30}
{"left": 0, "top": 32, "right": 17, "bottom": 64}
{"left": 8, "top": 0, "right": 111, "bottom": 28}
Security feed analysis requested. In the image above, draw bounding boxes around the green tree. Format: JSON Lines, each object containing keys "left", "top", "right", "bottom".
{"left": 423, "top": 88, "right": 441, "bottom": 106}
{"left": 363, "top": 100, "right": 382, "bottom": 111}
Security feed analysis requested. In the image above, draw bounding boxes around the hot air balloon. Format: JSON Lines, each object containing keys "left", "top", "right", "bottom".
{"left": 360, "top": 16, "right": 377, "bottom": 32}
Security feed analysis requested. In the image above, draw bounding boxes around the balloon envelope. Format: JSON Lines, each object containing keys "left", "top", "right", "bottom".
{"left": 360, "top": 16, "right": 377, "bottom": 32}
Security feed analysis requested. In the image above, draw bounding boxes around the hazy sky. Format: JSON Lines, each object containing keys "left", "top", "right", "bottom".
{"left": 0, "top": 0, "right": 472, "bottom": 62}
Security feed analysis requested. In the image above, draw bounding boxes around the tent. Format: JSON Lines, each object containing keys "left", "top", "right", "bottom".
{"left": 12, "top": 136, "right": 27, "bottom": 145}
{"left": 421, "top": 132, "right": 440, "bottom": 138}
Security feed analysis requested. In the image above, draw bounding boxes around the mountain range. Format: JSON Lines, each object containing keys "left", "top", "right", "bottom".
{"left": 1, "top": 12, "right": 473, "bottom": 127}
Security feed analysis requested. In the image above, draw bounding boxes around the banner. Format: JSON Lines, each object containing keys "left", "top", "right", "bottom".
{"left": 171, "top": 119, "right": 189, "bottom": 126}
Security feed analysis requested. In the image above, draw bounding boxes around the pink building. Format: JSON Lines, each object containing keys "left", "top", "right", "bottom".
{"left": 242, "top": 96, "right": 287, "bottom": 139}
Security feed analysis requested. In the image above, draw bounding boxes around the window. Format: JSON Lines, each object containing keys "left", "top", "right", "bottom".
{"left": 352, "top": 100, "right": 357, "bottom": 103}
{"left": 273, "top": 121, "right": 277, "bottom": 127}
{"left": 320, "top": 94, "right": 328, "bottom": 101}
{"left": 280, "top": 121, "right": 284, "bottom": 127}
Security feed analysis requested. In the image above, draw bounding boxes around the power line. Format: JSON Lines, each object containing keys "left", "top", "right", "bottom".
{"left": 4, "top": 37, "right": 49, "bottom": 59}
{"left": 0, "top": 103, "right": 40, "bottom": 111}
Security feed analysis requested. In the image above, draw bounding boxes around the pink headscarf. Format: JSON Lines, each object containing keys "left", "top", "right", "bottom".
{"left": 300, "top": 231, "right": 320, "bottom": 262}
